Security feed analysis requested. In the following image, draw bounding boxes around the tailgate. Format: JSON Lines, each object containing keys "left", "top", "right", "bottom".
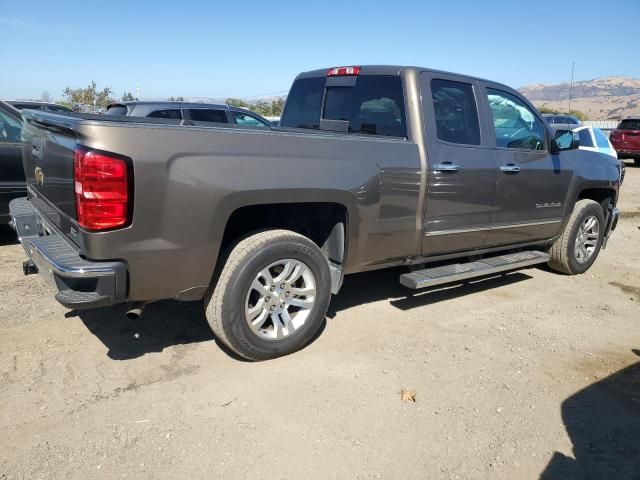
{"left": 21, "top": 111, "right": 79, "bottom": 227}
{"left": 624, "top": 129, "right": 640, "bottom": 148}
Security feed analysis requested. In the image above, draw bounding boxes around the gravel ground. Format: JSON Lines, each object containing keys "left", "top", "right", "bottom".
{"left": 1, "top": 162, "right": 639, "bottom": 480}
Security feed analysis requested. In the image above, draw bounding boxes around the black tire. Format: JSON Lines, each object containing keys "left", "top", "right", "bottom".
{"left": 205, "top": 229, "right": 331, "bottom": 361}
{"left": 634, "top": 158, "right": 640, "bottom": 167}
{"left": 548, "top": 199, "right": 605, "bottom": 275}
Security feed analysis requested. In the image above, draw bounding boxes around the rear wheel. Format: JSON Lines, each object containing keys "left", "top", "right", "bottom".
{"left": 548, "top": 199, "right": 605, "bottom": 275}
{"left": 205, "top": 229, "right": 331, "bottom": 361}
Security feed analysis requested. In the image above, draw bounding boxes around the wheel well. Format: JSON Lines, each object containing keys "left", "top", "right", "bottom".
{"left": 577, "top": 188, "right": 615, "bottom": 212}
{"left": 219, "top": 202, "right": 348, "bottom": 265}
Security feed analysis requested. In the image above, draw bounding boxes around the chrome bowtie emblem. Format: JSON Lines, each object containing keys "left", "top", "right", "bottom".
{"left": 34, "top": 166, "right": 45, "bottom": 186}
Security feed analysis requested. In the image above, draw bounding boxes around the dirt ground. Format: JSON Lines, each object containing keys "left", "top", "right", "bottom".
{"left": 1, "top": 163, "right": 639, "bottom": 480}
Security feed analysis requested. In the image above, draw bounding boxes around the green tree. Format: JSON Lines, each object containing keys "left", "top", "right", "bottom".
{"left": 122, "top": 92, "right": 136, "bottom": 101}
{"left": 63, "top": 81, "right": 114, "bottom": 108}
{"left": 225, "top": 98, "right": 249, "bottom": 108}
{"left": 167, "top": 96, "right": 184, "bottom": 102}
{"left": 252, "top": 100, "right": 272, "bottom": 116}
{"left": 40, "top": 91, "right": 52, "bottom": 103}
{"left": 568, "top": 110, "right": 588, "bottom": 121}
{"left": 270, "top": 97, "right": 285, "bottom": 116}
{"left": 538, "top": 106, "right": 559, "bottom": 115}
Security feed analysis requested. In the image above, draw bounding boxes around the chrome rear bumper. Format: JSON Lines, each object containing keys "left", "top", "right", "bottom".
{"left": 9, "top": 197, "right": 127, "bottom": 309}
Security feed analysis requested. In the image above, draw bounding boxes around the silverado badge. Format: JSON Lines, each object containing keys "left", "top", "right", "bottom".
{"left": 34, "top": 166, "right": 45, "bottom": 186}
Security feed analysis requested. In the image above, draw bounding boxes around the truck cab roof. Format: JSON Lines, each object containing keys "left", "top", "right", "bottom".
{"left": 296, "top": 65, "right": 515, "bottom": 91}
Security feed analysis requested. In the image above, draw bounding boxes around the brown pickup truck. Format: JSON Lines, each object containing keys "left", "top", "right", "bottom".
{"left": 10, "top": 65, "right": 621, "bottom": 360}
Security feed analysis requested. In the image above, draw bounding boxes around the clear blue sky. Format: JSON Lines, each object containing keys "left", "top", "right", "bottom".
{"left": 1, "top": 0, "right": 639, "bottom": 101}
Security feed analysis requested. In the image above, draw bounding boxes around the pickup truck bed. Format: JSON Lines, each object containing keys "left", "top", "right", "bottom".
{"left": 18, "top": 110, "right": 421, "bottom": 302}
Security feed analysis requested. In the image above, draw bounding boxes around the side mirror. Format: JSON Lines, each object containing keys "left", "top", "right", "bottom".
{"left": 551, "top": 129, "right": 579, "bottom": 153}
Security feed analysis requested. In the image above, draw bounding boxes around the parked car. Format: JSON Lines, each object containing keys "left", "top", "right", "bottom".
{"left": 0, "top": 101, "right": 27, "bottom": 226}
{"left": 574, "top": 125, "right": 625, "bottom": 182}
{"left": 105, "top": 101, "right": 273, "bottom": 127}
{"left": 7, "top": 100, "right": 72, "bottom": 113}
{"left": 543, "top": 114, "right": 581, "bottom": 132}
{"left": 573, "top": 126, "right": 616, "bottom": 157}
{"left": 265, "top": 116, "right": 281, "bottom": 127}
{"left": 10, "top": 65, "right": 621, "bottom": 360}
{"left": 609, "top": 117, "right": 640, "bottom": 166}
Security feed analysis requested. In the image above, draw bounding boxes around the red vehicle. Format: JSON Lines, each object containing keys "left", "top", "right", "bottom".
{"left": 610, "top": 117, "right": 640, "bottom": 166}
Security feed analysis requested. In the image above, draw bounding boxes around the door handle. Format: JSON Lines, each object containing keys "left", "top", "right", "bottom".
{"left": 500, "top": 163, "right": 521, "bottom": 173}
{"left": 433, "top": 162, "right": 460, "bottom": 172}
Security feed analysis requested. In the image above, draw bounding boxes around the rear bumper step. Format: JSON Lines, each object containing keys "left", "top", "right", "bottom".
{"left": 9, "top": 197, "right": 127, "bottom": 309}
{"left": 400, "top": 250, "right": 550, "bottom": 290}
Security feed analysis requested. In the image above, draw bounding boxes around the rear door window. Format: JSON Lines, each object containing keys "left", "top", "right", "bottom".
{"left": 430, "top": 79, "right": 480, "bottom": 145}
{"left": 148, "top": 109, "right": 182, "bottom": 119}
{"left": 322, "top": 76, "right": 406, "bottom": 137}
{"left": 184, "top": 109, "right": 228, "bottom": 123}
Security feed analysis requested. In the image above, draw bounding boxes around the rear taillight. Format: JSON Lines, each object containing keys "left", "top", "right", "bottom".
{"left": 74, "top": 146, "right": 131, "bottom": 230}
{"left": 327, "top": 66, "right": 360, "bottom": 77}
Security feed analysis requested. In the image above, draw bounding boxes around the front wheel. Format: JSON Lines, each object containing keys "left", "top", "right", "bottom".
{"left": 205, "top": 229, "right": 331, "bottom": 361}
{"left": 548, "top": 199, "right": 605, "bottom": 275}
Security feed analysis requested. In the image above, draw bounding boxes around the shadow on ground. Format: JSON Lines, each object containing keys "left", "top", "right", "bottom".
{"left": 67, "top": 301, "right": 215, "bottom": 360}
{"left": 540, "top": 350, "right": 640, "bottom": 480}
{"left": 66, "top": 267, "right": 535, "bottom": 361}
{"left": 328, "top": 267, "right": 532, "bottom": 317}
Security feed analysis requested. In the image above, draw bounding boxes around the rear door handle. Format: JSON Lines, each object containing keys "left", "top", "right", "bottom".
{"left": 433, "top": 162, "right": 460, "bottom": 172}
{"left": 500, "top": 163, "right": 521, "bottom": 173}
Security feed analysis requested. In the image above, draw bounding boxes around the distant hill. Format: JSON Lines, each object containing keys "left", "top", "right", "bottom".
{"left": 519, "top": 76, "right": 640, "bottom": 120}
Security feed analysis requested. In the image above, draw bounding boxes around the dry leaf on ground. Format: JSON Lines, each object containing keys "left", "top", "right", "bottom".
{"left": 401, "top": 388, "right": 417, "bottom": 402}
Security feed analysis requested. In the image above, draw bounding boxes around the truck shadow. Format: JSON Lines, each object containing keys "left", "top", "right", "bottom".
{"left": 327, "top": 267, "right": 533, "bottom": 317}
{"left": 69, "top": 300, "right": 325, "bottom": 362}
{"left": 67, "top": 301, "right": 216, "bottom": 361}
{"left": 540, "top": 349, "right": 640, "bottom": 480}
{"left": 68, "top": 267, "right": 532, "bottom": 361}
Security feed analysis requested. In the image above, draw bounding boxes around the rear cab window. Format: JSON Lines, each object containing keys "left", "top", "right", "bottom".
{"left": 281, "top": 74, "right": 407, "bottom": 138}
{"left": 618, "top": 119, "right": 640, "bottom": 130}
